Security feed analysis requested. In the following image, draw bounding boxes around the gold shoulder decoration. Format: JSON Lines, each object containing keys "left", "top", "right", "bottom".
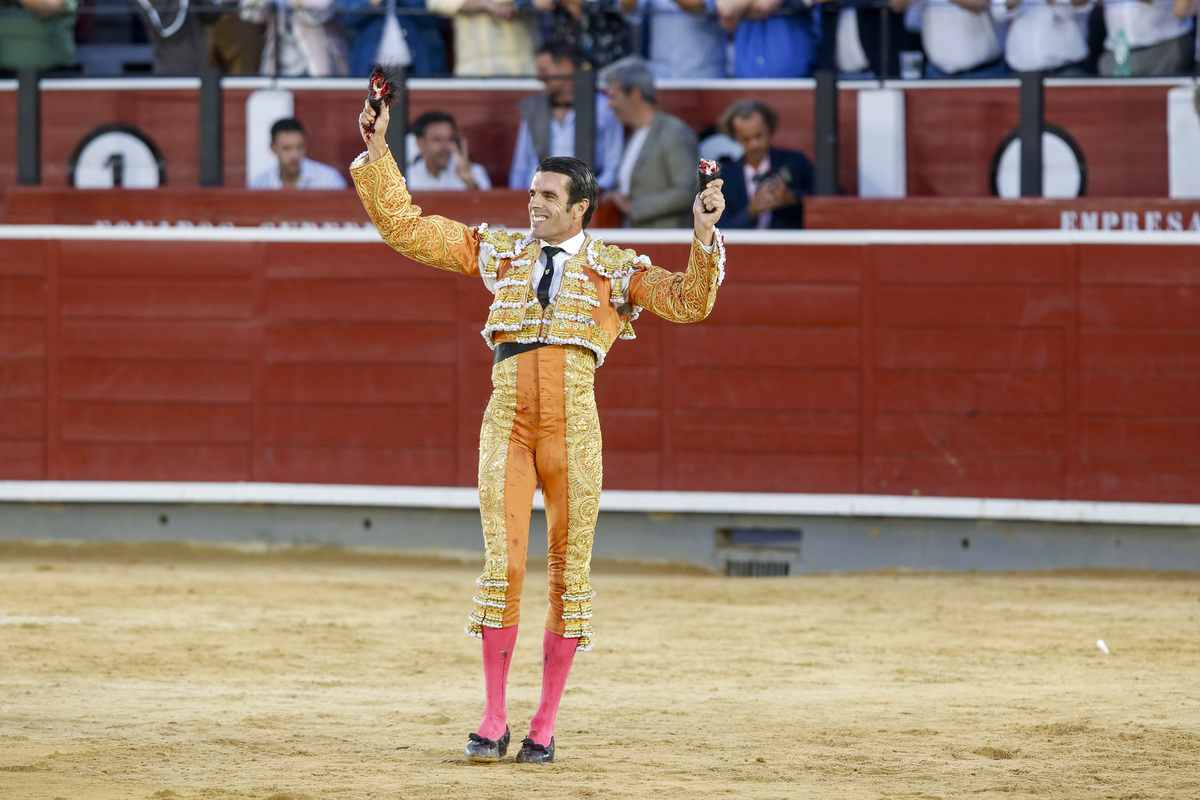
{"left": 585, "top": 239, "right": 640, "bottom": 279}
{"left": 479, "top": 224, "right": 536, "bottom": 279}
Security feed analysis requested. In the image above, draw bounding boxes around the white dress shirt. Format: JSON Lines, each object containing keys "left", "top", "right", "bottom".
{"left": 617, "top": 125, "right": 652, "bottom": 196}
{"left": 994, "top": 0, "right": 1092, "bottom": 72}
{"left": 248, "top": 158, "right": 348, "bottom": 189}
{"left": 404, "top": 155, "right": 493, "bottom": 191}
{"left": 530, "top": 230, "right": 587, "bottom": 302}
{"left": 743, "top": 156, "right": 773, "bottom": 230}
{"left": 921, "top": 0, "right": 1006, "bottom": 74}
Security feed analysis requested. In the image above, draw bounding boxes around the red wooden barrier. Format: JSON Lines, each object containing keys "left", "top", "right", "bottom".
{"left": 805, "top": 198, "right": 1200, "bottom": 231}
{"left": 2, "top": 230, "right": 1198, "bottom": 502}
{"left": 0, "top": 187, "right": 625, "bottom": 229}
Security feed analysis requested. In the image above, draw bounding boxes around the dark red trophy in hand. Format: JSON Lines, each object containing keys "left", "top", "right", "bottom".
{"left": 363, "top": 63, "right": 401, "bottom": 141}
{"left": 697, "top": 158, "right": 721, "bottom": 211}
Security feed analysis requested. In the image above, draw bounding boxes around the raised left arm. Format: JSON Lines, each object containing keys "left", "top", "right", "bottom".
{"left": 627, "top": 233, "right": 726, "bottom": 323}
{"left": 629, "top": 176, "right": 725, "bottom": 322}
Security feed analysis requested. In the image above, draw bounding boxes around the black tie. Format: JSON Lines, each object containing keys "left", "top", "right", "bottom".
{"left": 537, "top": 246, "right": 563, "bottom": 309}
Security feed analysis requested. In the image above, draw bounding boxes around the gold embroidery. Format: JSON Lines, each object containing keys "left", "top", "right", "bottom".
{"left": 466, "top": 356, "right": 520, "bottom": 637}
{"left": 351, "top": 152, "right": 480, "bottom": 276}
{"left": 561, "top": 346, "right": 601, "bottom": 651}
{"left": 629, "top": 236, "right": 723, "bottom": 324}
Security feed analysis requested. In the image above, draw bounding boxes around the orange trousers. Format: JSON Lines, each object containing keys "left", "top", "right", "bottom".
{"left": 466, "top": 345, "right": 600, "bottom": 652}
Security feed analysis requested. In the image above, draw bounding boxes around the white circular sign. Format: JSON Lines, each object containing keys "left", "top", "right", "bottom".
{"left": 994, "top": 130, "right": 1084, "bottom": 199}
{"left": 71, "top": 128, "right": 165, "bottom": 189}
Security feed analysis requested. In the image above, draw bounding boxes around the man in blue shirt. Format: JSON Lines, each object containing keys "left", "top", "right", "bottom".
{"left": 508, "top": 42, "right": 625, "bottom": 191}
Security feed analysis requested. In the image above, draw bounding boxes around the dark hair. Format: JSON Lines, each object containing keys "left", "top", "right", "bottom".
{"left": 412, "top": 110, "right": 457, "bottom": 138}
{"left": 536, "top": 156, "right": 598, "bottom": 229}
{"left": 718, "top": 100, "right": 779, "bottom": 138}
{"left": 537, "top": 40, "right": 576, "bottom": 65}
{"left": 270, "top": 117, "right": 305, "bottom": 142}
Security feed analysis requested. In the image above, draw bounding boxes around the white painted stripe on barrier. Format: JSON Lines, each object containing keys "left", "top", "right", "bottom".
{"left": 2, "top": 224, "right": 1200, "bottom": 246}
{"left": 41, "top": 77, "right": 201, "bottom": 91}
{"left": 0, "top": 481, "right": 481, "bottom": 509}
{"left": 1, "top": 481, "right": 1198, "bottom": 526}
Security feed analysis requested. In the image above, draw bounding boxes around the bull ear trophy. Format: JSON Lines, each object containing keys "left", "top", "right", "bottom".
{"left": 362, "top": 63, "right": 403, "bottom": 139}
{"left": 697, "top": 158, "right": 721, "bottom": 211}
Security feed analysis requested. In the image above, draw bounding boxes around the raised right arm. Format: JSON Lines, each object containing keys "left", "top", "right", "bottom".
{"left": 352, "top": 102, "right": 481, "bottom": 276}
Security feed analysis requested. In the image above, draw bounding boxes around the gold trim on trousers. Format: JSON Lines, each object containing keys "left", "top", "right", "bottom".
{"left": 466, "top": 345, "right": 600, "bottom": 652}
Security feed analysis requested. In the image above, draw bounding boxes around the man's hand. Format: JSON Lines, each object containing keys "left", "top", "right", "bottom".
{"left": 716, "top": 0, "right": 751, "bottom": 31}
{"left": 454, "top": 136, "right": 478, "bottom": 188}
{"left": 747, "top": 176, "right": 797, "bottom": 216}
{"left": 603, "top": 190, "right": 632, "bottom": 216}
{"left": 359, "top": 100, "right": 391, "bottom": 164}
{"left": 487, "top": 0, "right": 516, "bottom": 18}
{"left": 693, "top": 178, "right": 724, "bottom": 246}
{"left": 19, "top": 0, "right": 69, "bottom": 17}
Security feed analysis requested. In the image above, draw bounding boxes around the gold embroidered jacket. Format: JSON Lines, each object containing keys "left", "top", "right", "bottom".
{"left": 350, "top": 151, "right": 726, "bottom": 366}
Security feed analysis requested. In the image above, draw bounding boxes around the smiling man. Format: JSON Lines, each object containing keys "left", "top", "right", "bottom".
{"left": 352, "top": 99, "right": 726, "bottom": 765}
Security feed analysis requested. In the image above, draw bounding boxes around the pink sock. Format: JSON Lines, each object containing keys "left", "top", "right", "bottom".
{"left": 526, "top": 629, "right": 577, "bottom": 747}
{"left": 477, "top": 625, "right": 518, "bottom": 741}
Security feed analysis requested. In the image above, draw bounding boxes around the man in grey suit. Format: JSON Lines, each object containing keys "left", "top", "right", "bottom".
{"left": 599, "top": 56, "right": 699, "bottom": 228}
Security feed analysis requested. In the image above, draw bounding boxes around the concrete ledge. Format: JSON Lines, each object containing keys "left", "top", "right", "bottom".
{"left": 1, "top": 482, "right": 1198, "bottom": 574}
{"left": 2, "top": 481, "right": 1199, "bottom": 527}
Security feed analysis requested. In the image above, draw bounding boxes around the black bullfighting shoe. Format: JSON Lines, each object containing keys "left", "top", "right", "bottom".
{"left": 464, "top": 726, "right": 510, "bottom": 763}
{"left": 515, "top": 736, "right": 555, "bottom": 764}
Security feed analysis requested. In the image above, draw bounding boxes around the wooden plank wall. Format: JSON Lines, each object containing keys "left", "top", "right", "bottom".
{"left": 1, "top": 236, "right": 1197, "bottom": 502}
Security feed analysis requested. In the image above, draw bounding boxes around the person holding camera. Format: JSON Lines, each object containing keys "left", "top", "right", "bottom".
{"left": 717, "top": 98, "right": 813, "bottom": 229}
{"left": 405, "top": 109, "right": 494, "bottom": 191}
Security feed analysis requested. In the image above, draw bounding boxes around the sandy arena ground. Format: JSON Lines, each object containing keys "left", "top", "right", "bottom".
{"left": 1, "top": 540, "right": 1199, "bottom": 800}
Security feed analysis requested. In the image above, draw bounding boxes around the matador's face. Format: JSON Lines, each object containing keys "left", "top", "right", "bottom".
{"left": 528, "top": 171, "right": 586, "bottom": 245}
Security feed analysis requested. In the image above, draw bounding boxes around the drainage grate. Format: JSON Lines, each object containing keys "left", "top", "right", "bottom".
{"left": 725, "top": 559, "right": 791, "bottom": 577}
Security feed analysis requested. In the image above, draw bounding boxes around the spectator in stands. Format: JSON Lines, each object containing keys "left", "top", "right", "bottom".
{"left": 509, "top": 41, "right": 625, "bottom": 190}
{"left": 342, "top": 0, "right": 448, "bottom": 76}
{"left": 717, "top": 99, "right": 812, "bottom": 229}
{"left": 430, "top": 0, "right": 536, "bottom": 76}
{"left": 0, "top": 0, "right": 78, "bottom": 73}
{"left": 1097, "top": 0, "right": 1195, "bottom": 76}
{"left": 207, "top": 5, "right": 266, "bottom": 75}
{"left": 405, "top": 110, "right": 494, "bottom": 190}
{"left": 249, "top": 118, "right": 348, "bottom": 189}
{"left": 716, "top": 0, "right": 820, "bottom": 77}
{"left": 133, "top": 0, "right": 220, "bottom": 75}
{"left": 599, "top": 55, "right": 698, "bottom": 228}
{"left": 840, "top": 0, "right": 925, "bottom": 79}
{"left": 238, "top": 0, "right": 350, "bottom": 76}
{"left": 993, "top": 0, "right": 1093, "bottom": 75}
{"left": 636, "top": 0, "right": 729, "bottom": 78}
{"left": 533, "top": 0, "right": 633, "bottom": 69}
{"left": 897, "top": 0, "right": 1009, "bottom": 78}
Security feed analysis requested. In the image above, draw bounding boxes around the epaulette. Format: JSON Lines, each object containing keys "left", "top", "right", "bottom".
{"left": 585, "top": 239, "right": 647, "bottom": 279}
{"left": 478, "top": 223, "right": 535, "bottom": 277}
